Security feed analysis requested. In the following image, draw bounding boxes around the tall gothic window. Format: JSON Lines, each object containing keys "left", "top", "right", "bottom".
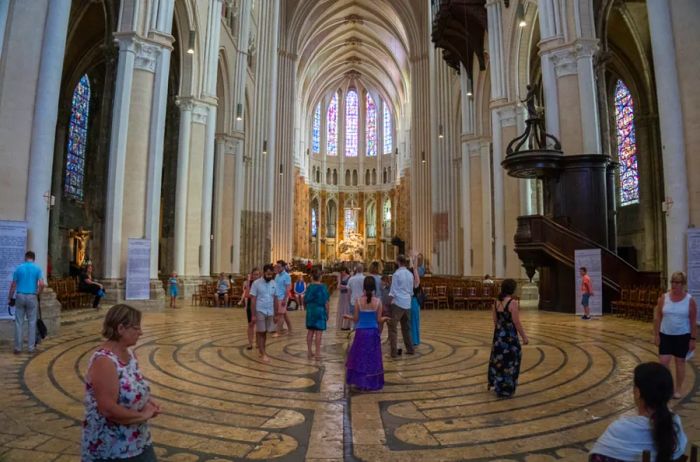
{"left": 344, "top": 208, "right": 357, "bottom": 234}
{"left": 614, "top": 80, "right": 639, "bottom": 206}
{"left": 366, "top": 201, "right": 376, "bottom": 238}
{"left": 311, "top": 207, "right": 318, "bottom": 237}
{"left": 64, "top": 74, "right": 91, "bottom": 201}
{"left": 312, "top": 103, "right": 321, "bottom": 154}
{"left": 327, "top": 93, "right": 338, "bottom": 155}
{"left": 345, "top": 89, "right": 359, "bottom": 157}
{"left": 366, "top": 93, "right": 377, "bottom": 156}
{"left": 383, "top": 101, "right": 392, "bottom": 154}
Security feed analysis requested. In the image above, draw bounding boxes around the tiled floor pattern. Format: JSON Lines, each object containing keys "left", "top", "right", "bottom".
{"left": 0, "top": 298, "right": 698, "bottom": 462}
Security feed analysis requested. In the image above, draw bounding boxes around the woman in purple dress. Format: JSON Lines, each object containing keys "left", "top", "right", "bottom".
{"left": 345, "top": 276, "right": 388, "bottom": 391}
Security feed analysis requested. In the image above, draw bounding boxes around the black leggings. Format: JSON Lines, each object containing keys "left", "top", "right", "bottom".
{"left": 81, "top": 285, "right": 103, "bottom": 308}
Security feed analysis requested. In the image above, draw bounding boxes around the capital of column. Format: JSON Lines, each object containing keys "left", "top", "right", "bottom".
{"left": 216, "top": 134, "right": 237, "bottom": 156}
{"left": 542, "top": 39, "right": 600, "bottom": 78}
{"left": 113, "top": 33, "right": 166, "bottom": 73}
{"left": 494, "top": 104, "right": 518, "bottom": 127}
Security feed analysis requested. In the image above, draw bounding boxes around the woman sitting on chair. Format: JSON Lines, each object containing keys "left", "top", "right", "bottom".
{"left": 590, "top": 362, "right": 687, "bottom": 462}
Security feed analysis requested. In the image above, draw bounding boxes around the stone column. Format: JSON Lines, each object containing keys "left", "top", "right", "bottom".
{"left": 647, "top": 0, "right": 690, "bottom": 277}
{"left": 460, "top": 65, "right": 474, "bottom": 276}
{"left": 173, "top": 98, "right": 193, "bottom": 275}
{"left": 480, "top": 141, "right": 493, "bottom": 276}
{"left": 25, "top": 0, "right": 71, "bottom": 276}
{"left": 0, "top": 0, "right": 10, "bottom": 61}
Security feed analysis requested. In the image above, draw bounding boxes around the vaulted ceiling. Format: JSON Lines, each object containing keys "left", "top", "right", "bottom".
{"left": 286, "top": 0, "right": 424, "bottom": 119}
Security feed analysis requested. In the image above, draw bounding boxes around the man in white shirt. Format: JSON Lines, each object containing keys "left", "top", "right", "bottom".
{"left": 388, "top": 254, "right": 415, "bottom": 357}
{"left": 250, "top": 264, "right": 277, "bottom": 362}
{"left": 347, "top": 263, "right": 365, "bottom": 327}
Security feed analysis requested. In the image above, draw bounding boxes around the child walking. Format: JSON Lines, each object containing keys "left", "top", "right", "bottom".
{"left": 168, "top": 272, "right": 178, "bottom": 308}
{"left": 304, "top": 269, "right": 330, "bottom": 360}
{"left": 344, "top": 276, "right": 388, "bottom": 391}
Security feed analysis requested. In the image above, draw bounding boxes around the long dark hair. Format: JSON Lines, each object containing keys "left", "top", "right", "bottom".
{"left": 498, "top": 279, "right": 517, "bottom": 301}
{"left": 363, "top": 276, "right": 376, "bottom": 304}
{"left": 634, "top": 362, "right": 677, "bottom": 462}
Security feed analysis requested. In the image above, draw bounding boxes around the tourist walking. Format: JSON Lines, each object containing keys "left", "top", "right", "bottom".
{"left": 336, "top": 268, "right": 352, "bottom": 330}
{"left": 345, "top": 276, "right": 387, "bottom": 391}
{"left": 388, "top": 255, "right": 416, "bottom": 357}
{"left": 273, "top": 260, "right": 292, "bottom": 336}
{"left": 408, "top": 256, "right": 421, "bottom": 346}
{"left": 304, "top": 269, "right": 330, "bottom": 360}
{"left": 168, "top": 272, "right": 178, "bottom": 308}
{"left": 250, "top": 264, "right": 277, "bottom": 362}
{"left": 347, "top": 263, "right": 366, "bottom": 330}
{"left": 654, "top": 271, "right": 697, "bottom": 399}
{"left": 488, "top": 278, "right": 529, "bottom": 398}
{"left": 7, "top": 251, "right": 44, "bottom": 354}
{"left": 81, "top": 304, "right": 160, "bottom": 462}
{"left": 240, "top": 267, "right": 260, "bottom": 350}
{"left": 580, "top": 267, "right": 593, "bottom": 319}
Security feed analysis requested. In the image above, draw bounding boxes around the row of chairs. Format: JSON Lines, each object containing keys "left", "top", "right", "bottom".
{"left": 49, "top": 277, "right": 93, "bottom": 310}
{"left": 611, "top": 285, "right": 664, "bottom": 322}
{"left": 191, "top": 281, "right": 244, "bottom": 307}
{"left": 422, "top": 283, "right": 501, "bottom": 310}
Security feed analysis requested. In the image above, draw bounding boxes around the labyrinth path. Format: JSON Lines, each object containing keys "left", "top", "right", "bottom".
{"left": 0, "top": 294, "right": 698, "bottom": 461}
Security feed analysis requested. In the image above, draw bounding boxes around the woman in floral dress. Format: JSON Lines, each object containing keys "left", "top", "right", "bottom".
{"left": 81, "top": 304, "right": 161, "bottom": 461}
{"left": 488, "top": 279, "right": 529, "bottom": 398}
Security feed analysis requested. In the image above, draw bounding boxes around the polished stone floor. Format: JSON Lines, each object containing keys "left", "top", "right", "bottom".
{"left": 0, "top": 294, "right": 698, "bottom": 462}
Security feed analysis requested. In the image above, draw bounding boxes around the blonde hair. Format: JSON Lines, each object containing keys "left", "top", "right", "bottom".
{"left": 670, "top": 271, "right": 687, "bottom": 285}
{"left": 102, "top": 304, "right": 142, "bottom": 341}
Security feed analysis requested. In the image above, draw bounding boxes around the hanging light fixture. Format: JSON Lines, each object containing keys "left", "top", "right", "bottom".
{"left": 187, "top": 30, "right": 195, "bottom": 54}
{"left": 279, "top": 163, "right": 283, "bottom": 176}
{"left": 394, "top": 147, "right": 398, "bottom": 156}
{"left": 517, "top": 1, "right": 527, "bottom": 27}
{"left": 235, "top": 103, "right": 242, "bottom": 121}
{"left": 467, "top": 78, "right": 473, "bottom": 97}
{"left": 439, "top": 124, "right": 444, "bottom": 139}
{"left": 421, "top": 150, "right": 426, "bottom": 164}
{"left": 262, "top": 140, "right": 268, "bottom": 154}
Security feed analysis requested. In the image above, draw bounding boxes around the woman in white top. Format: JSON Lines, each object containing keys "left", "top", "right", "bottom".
{"left": 590, "top": 362, "right": 687, "bottom": 462}
{"left": 653, "top": 271, "right": 697, "bottom": 398}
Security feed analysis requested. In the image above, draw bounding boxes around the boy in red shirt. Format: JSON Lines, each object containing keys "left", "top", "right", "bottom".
{"left": 580, "top": 267, "right": 593, "bottom": 320}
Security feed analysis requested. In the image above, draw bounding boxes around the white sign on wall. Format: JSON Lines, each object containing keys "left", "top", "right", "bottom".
{"left": 574, "top": 249, "right": 603, "bottom": 317}
{"left": 688, "top": 229, "right": 700, "bottom": 322}
{"left": 126, "top": 239, "right": 150, "bottom": 300}
{"left": 0, "top": 221, "right": 28, "bottom": 320}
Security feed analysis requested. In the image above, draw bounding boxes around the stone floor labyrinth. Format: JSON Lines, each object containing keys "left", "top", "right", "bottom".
{"left": 0, "top": 299, "right": 698, "bottom": 462}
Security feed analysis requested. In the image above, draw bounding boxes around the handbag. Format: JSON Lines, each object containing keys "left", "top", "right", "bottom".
{"left": 36, "top": 296, "right": 47, "bottom": 341}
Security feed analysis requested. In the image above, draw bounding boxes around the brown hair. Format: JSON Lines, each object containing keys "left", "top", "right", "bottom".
{"left": 102, "top": 304, "right": 142, "bottom": 341}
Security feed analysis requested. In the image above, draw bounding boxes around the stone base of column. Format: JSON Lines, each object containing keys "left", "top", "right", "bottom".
{"left": 0, "top": 288, "right": 62, "bottom": 346}
{"left": 100, "top": 279, "right": 167, "bottom": 312}
{"left": 519, "top": 282, "right": 540, "bottom": 311}
{"left": 180, "top": 276, "right": 214, "bottom": 303}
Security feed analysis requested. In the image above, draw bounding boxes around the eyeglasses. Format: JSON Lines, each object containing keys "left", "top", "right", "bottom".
{"left": 671, "top": 280, "right": 683, "bottom": 284}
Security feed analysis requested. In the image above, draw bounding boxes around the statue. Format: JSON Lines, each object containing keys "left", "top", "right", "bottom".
{"left": 337, "top": 232, "right": 365, "bottom": 261}
{"left": 69, "top": 227, "right": 91, "bottom": 267}
{"left": 521, "top": 84, "right": 539, "bottom": 120}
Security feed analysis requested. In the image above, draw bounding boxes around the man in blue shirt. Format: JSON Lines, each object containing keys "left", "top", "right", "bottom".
{"left": 250, "top": 263, "right": 278, "bottom": 362}
{"left": 273, "top": 260, "right": 292, "bottom": 337}
{"left": 7, "top": 251, "right": 45, "bottom": 354}
{"left": 388, "top": 254, "right": 416, "bottom": 358}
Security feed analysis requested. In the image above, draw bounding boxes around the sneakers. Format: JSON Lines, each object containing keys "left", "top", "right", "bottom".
{"left": 581, "top": 315, "right": 591, "bottom": 320}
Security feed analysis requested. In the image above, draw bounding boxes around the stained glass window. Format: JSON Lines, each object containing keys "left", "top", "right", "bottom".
{"left": 366, "top": 93, "right": 377, "bottom": 156}
{"left": 327, "top": 93, "right": 338, "bottom": 155}
{"left": 344, "top": 208, "right": 357, "bottom": 234}
{"left": 64, "top": 74, "right": 91, "bottom": 201}
{"left": 383, "top": 101, "right": 392, "bottom": 154}
{"left": 345, "top": 89, "right": 359, "bottom": 157}
{"left": 312, "top": 103, "right": 321, "bottom": 154}
{"left": 614, "top": 80, "right": 639, "bottom": 206}
{"left": 311, "top": 207, "right": 318, "bottom": 237}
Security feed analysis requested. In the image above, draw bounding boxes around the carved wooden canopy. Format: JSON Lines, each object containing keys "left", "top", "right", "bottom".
{"left": 431, "top": 0, "right": 487, "bottom": 77}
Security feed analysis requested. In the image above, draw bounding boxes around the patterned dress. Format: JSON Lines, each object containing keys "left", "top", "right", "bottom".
{"left": 487, "top": 299, "right": 522, "bottom": 398}
{"left": 81, "top": 348, "right": 153, "bottom": 461}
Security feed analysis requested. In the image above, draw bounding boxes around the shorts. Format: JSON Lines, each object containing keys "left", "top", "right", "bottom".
{"left": 256, "top": 311, "right": 276, "bottom": 333}
{"left": 659, "top": 333, "right": 691, "bottom": 359}
{"left": 581, "top": 293, "right": 591, "bottom": 307}
{"left": 169, "top": 285, "right": 178, "bottom": 297}
{"left": 246, "top": 299, "right": 252, "bottom": 323}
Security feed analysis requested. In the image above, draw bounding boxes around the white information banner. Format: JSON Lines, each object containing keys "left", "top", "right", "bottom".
{"left": 574, "top": 249, "right": 603, "bottom": 317}
{"left": 688, "top": 229, "right": 700, "bottom": 324}
{"left": 126, "top": 239, "right": 150, "bottom": 300}
{"left": 0, "top": 221, "right": 28, "bottom": 320}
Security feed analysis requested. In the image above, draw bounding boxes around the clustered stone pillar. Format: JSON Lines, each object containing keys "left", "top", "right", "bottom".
{"left": 646, "top": 0, "right": 690, "bottom": 279}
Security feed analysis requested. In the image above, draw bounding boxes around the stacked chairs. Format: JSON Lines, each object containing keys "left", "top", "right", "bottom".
{"left": 611, "top": 285, "right": 664, "bottom": 321}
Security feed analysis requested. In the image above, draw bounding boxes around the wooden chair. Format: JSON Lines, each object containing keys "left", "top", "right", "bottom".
{"left": 191, "top": 284, "right": 203, "bottom": 306}
{"left": 465, "top": 286, "right": 479, "bottom": 310}
{"left": 451, "top": 286, "right": 467, "bottom": 310}
{"left": 434, "top": 285, "right": 449, "bottom": 310}
{"left": 422, "top": 286, "right": 436, "bottom": 310}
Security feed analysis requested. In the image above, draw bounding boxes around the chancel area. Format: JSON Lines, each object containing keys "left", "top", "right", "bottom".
{"left": 0, "top": 0, "right": 699, "bottom": 461}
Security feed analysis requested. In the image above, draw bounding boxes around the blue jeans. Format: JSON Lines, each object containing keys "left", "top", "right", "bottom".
{"left": 14, "top": 294, "right": 37, "bottom": 352}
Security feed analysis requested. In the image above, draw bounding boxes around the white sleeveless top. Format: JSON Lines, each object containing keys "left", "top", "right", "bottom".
{"left": 660, "top": 293, "right": 692, "bottom": 335}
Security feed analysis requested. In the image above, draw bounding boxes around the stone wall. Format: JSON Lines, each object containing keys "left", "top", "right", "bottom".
{"left": 293, "top": 169, "right": 310, "bottom": 258}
